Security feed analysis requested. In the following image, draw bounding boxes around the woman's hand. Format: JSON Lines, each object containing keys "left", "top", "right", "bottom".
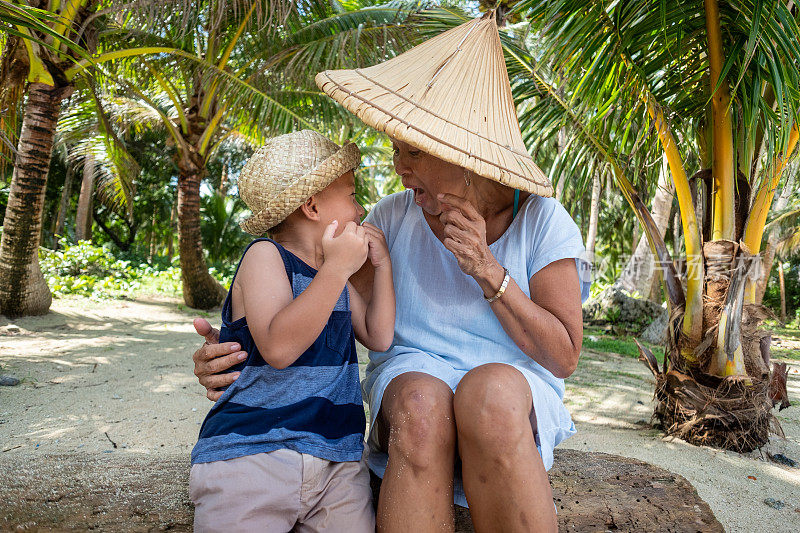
{"left": 437, "top": 193, "right": 498, "bottom": 279}
{"left": 192, "top": 318, "right": 247, "bottom": 401}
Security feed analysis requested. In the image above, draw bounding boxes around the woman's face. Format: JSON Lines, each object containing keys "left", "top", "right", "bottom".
{"left": 392, "top": 139, "right": 467, "bottom": 216}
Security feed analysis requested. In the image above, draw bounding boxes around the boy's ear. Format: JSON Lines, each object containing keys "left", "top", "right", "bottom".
{"left": 299, "top": 195, "right": 320, "bottom": 221}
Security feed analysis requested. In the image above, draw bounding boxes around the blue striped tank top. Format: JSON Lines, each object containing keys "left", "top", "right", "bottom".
{"left": 191, "top": 238, "right": 366, "bottom": 465}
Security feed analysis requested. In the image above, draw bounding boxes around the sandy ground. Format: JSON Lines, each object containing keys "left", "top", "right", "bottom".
{"left": 1, "top": 296, "right": 799, "bottom": 531}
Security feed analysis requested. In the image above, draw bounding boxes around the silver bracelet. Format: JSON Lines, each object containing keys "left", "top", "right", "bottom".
{"left": 484, "top": 267, "right": 510, "bottom": 303}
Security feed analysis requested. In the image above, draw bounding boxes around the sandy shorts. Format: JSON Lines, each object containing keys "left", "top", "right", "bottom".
{"left": 190, "top": 448, "right": 375, "bottom": 533}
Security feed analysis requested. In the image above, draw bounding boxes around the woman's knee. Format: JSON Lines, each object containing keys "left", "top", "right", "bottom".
{"left": 381, "top": 373, "right": 456, "bottom": 468}
{"left": 453, "top": 364, "right": 533, "bottom": 449}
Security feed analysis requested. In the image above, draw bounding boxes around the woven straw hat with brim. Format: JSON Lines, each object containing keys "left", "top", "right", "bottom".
{"left": 316, "top": 11, "right": 552, "bottom": 197}
{"left": 238, "top": 130, "right": 361, "bottom": 235}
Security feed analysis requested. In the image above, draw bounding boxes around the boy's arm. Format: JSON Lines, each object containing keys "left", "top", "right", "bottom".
{"left": 241, "top": 223, "right": 368, "bottom": 369}
{"left": 350, "top": 224, "right": 395, "bottom": 352}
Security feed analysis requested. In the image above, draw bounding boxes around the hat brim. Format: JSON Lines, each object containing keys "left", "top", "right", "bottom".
{"left": 240, "top": 141, "right": 361, "bottom": 235}
{"left": 315, "top": 71, "right": 553, "bottom": 197}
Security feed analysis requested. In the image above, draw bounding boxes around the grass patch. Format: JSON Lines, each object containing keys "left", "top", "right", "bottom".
{"left": 764, "top": 320, "right": 800, "bottom": 338}
{"left": 583, "top": 325, "right": 607, "bottom": 336}
{"left": 601, "top": 370, "right": 646, "bottom": 381}
{"left": 583, "top": 336, "right": 665, "bottom": 364}
{"left": 773, "top": 347, "right": 800, "bottom": 361}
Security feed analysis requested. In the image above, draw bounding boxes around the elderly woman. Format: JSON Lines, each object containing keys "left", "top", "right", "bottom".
{"left": 192, "top": 13, "right": 590, "bottom": 533}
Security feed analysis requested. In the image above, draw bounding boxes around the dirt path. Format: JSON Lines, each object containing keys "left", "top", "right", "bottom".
{"left": 1, "top": 296, "right": 799, "bottom": 531}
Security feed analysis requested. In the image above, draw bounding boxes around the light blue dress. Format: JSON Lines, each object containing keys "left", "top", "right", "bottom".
{"left": 362, "top": 189, "right": 592, "bottom": 508}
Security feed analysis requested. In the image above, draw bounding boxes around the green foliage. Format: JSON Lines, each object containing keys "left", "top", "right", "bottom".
{"left": 763, "top": 259, "right": 800, "bottom": 320}
{"left": 583, "top": 335, "right": 665, "bottom": 365}
{"left": 39, "top": 238, "right": 143, "bottom": 298}
{"left": 200, "top": 193, "right": 251, "bottom": 264}
{"left": 763, "top": 320, "right": 800, "bottom": 360}
{"left": 38, "top": 238, "right": 232, "bottom": 299}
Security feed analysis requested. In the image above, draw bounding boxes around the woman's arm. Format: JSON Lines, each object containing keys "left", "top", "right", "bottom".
{"left": 192, "top": 318, "right": 247, "bottom": 401}
{"left": 474, "top": 259, "right": 582, "bottom": 379}
{"left": 437, "top": 193, "right": 582, "bottom": 379}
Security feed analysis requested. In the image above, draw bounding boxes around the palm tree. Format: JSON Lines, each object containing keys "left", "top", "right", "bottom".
{"left": 414, "top": 2, "right": 797, "bottom": 450}
{"left": 0, "top": 0, "right": 196, "bottom": 316}
{"left": 508, "top": 0, "right": 799, "bottom": 450}
{"left": 0, "top": 0, "right": 101, "bottom": 317}
{"left": 86, "top": 0, "right": 415, "bottom": 309}
{"left": 1, "top": 0, "right": 416, "bottom": 315}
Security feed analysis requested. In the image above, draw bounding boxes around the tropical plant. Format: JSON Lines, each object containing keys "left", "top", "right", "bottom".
{"left": 411, "top": 1, "right": 797, "bottom": 450}
{"left": 0, "top": 0, "right": 105, "bottom": 317}
{"left": 0, "top": 0, "right": 419, "bottom": 315}
{"left": 91, "top": 0, "right": 418, "bottom": 309}
{"left": 509, "top": 0, "right": 800, "bottom": 450}
{"left": 0, "top": 0, "right": 192, "bottom": 316}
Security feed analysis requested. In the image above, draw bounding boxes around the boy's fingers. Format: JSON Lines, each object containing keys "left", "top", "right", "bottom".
{"left": 362, "top": 224, "right": 385, "bottom": 238}
{"left": 362, "top": 222, "right": 381, "bottom": 233}
{"left": 323, "top": 220, "right": 338, "bottom": 240}
{"left": 207, "top": 389, "right": 223, "bottom": 401}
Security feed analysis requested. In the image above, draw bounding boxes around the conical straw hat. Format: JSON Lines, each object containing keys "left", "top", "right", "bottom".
{"left": 315, "top": 12, "right": 552, "bottom": 197}
{"left": 238, "top": 130, "right": 361, "bottom": 235}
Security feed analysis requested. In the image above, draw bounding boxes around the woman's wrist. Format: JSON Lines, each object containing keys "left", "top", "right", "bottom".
{"left": 474, "top": 260, "right": 506, "bottom": 299}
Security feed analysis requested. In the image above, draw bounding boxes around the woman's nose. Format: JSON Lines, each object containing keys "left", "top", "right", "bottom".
{"left": 394, "top": 154, "right": 411, "bottom": 177}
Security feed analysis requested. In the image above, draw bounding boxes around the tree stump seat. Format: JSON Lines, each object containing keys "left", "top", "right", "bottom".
{"left": 372, "top": 449, "right": 722, "bottom": 532}
{"left": 0, "top": 449, "right": 722, "bottom": 531}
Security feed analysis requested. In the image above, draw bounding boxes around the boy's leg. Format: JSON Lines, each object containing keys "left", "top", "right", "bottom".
{"left": 295, "top": 454, "right": 375, "bottom": 533}
{"left": 190, "top": 449, "right": 302, "bottom": 533}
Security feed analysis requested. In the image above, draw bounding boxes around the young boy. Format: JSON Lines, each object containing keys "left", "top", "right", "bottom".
{"left": 190, "top": 130, "right": 395, "bottom": 532}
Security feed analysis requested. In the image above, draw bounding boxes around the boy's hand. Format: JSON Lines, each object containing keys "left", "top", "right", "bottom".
{"left": 322, "top": 220, "right": 369, "bottom": 277}
{"left": 363, "top": 223, "right": 391, "bottom": 269}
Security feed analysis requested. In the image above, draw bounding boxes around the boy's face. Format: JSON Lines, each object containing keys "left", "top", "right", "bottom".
{"left": 315, "top": 170, "right": 365, "bottom": 233}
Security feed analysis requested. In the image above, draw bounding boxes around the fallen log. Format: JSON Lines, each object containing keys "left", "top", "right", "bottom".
{"left": 0, "top": 449, "right": 721, "bottom": 531}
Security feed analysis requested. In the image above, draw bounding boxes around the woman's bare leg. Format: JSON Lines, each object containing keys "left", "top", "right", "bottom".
{"left": 454, "top": 363, "right": 557, "bottom": 533}
{"left": 376, "top": 372, "right": 457, "bottom": 533}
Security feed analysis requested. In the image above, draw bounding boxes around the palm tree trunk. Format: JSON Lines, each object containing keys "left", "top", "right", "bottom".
{"left": 148, "top": 208, "right": 157, "bottom": 262}
{"left": 778, "top": 261, "right": 786, "bottom": 324}
{"left": 755, "top": 238, "right": 775, "bottom": 304}
{"left": 75, "top": 152, "right": 95, "bottom": 242}
{"left": 176, "top": 155, "right": 225, "bottom": 309}
{"left": 754, "top": 173, "right": 794, "bottom": 304}
{"left": 167, "top": 199, "right": 176, "bottom": 262}
{"left": 53, "top": 159, "right": 75, "bottom": 245}
{"left": 0, "top": 83, "right": 72, "bottom": 317}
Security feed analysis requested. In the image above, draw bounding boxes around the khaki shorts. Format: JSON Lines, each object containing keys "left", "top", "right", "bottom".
{"left": 190, "top": 449, "right": 375, "bottom": 532}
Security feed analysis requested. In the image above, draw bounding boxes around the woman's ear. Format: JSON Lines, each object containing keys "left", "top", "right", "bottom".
{"left": 299, "top": 196, "right": 320, "bottom": 221}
